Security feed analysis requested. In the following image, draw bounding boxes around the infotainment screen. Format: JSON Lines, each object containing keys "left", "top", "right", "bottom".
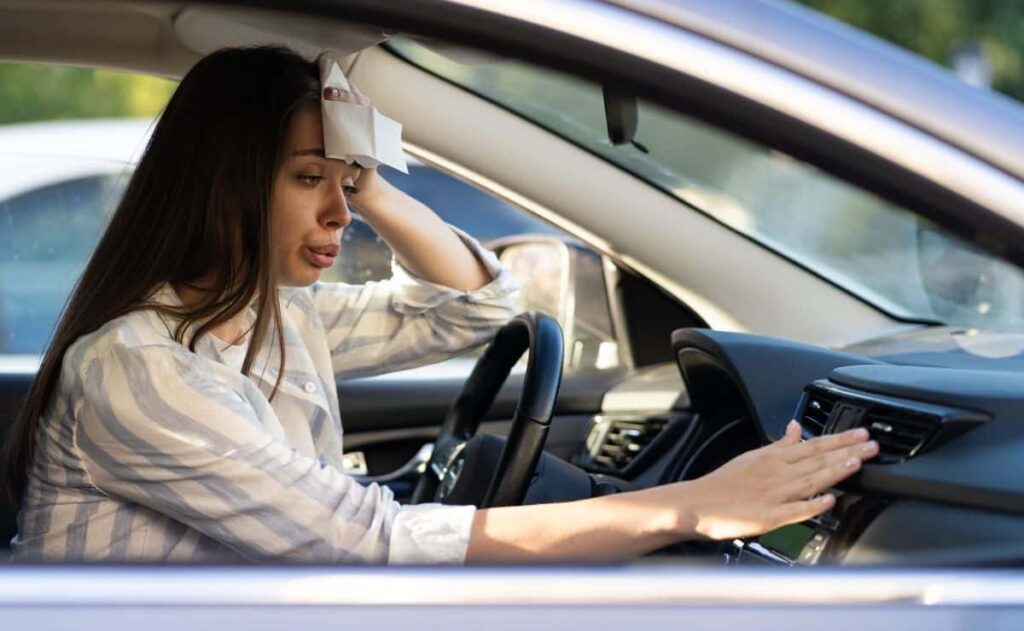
{"left": 757, "top": 523, "right": 816, "bottom": 561}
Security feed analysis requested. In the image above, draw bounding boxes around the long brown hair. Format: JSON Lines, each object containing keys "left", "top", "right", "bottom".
{"left": 2, "top": 46, "right": 321, "bottom": 504}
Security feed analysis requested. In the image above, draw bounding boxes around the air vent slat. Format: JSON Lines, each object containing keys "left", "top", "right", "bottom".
{"left": 877, "top": 438, "right": 923, "bottom": 452}
{"left": 580, "top": 417, "right": 668, "bottom": 473}
{"left": 867, "top": 414, "right": 934, "bottom": 430}
{"left": 870, "top": 422, "right": 930, "bottom": 437}
{"left": 865, "top": 412, "right": 934, "bottom": 460}
{"left": 877, "top": 431, "right": 923, "bottom": 443}
{"left": 886, "top": 429, "right": 930, "bottom": 442}
{"left": 800, "top": 385, "right": 951, "bottom": 463}
{"left": 800, "top": 391, "right": 838, "bottom": 437}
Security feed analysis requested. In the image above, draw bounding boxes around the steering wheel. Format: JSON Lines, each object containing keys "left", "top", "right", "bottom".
{"left": 410, "top": 312, "right": 564, "bottom": 508}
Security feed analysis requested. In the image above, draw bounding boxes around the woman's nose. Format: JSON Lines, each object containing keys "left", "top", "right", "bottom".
{"left": 323, "top": 187, "right": 352, "bottom": 230}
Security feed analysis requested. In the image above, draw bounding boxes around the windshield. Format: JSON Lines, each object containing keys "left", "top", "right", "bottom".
{"left": 389, "top": 39, "right": 1024, "bottom": 333}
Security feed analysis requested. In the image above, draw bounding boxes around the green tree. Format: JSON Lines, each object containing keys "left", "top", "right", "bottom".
{"left": 0, "top": 62, "right": 176, "bottom": 125}
{"left": 797, "top": 0, "right": 1024, "bottom": 101}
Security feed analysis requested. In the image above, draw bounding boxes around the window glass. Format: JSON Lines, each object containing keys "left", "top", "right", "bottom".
{"left": 0, "top": 61, "right": 171, "bottom": 355}
{"left": 388, "top": 38, "right": 1024, "bottom": 333}
{"left": 0, "top": 168, "right": 128, "bottom": 353}
{"left": 0, "top": 65, "right": 624, "bottom": 368}
{"left": 327, "top": 216, "right": 393, "bottom": 285}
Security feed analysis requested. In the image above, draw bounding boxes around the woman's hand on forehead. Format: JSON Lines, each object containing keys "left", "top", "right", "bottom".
{"left": 323, "top": 84, "right": 370, "bottom": 107}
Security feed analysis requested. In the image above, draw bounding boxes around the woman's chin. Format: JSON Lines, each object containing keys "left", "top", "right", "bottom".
{"left": 279, "top": 266, "right": 324, "bottom": 287}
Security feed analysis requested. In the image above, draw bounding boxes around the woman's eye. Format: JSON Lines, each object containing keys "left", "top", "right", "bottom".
{"left": 343, "top": 185, "right": 360, "bottom": 197}
{"left": 298, "top": 174, "right": 322, "bottom": 187}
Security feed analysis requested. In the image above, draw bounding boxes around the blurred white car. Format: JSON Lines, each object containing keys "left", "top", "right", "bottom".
{"left": 0, "top": 118, "right": 558, "bottom": 354}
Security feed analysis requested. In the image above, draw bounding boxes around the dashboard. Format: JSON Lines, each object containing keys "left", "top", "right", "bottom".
{"left": 571, "top": 328, "right": 1024, "bottom": 566}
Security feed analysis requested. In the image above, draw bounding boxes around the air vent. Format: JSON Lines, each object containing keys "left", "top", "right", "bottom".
{"left": 577, "top": 416, "right": 668, "bottom": 473}
{"left": 861, "top": 407, "right": 939, "bottom": 463}
{"left": 800, "top": 390, "right": 838, "bottom": 436}
{"left": 799, "top": 381, "right": 985, "bottom": 465}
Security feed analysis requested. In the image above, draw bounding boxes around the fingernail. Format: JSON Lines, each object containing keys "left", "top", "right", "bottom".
{"left": 861, "top": 441, "right": 878, "bottom": 455}
{"left": 844, "top": 457, "right": 860, "bottom": 469}
{"left": 819, "top": 494, "right": 835, "bottom": 505}
{"left": 849, "top": 427, "right": 869, "bottom": 439}
{"left": 788, "top": 420, "right": 801, "bottom": 432}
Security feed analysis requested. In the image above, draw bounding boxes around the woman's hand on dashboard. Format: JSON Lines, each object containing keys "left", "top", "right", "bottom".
{"left": 466, "top": 422, "right": 878, "bottom": 563}
{"left": 677, "top": 420, "right": 878, "bottom": 541}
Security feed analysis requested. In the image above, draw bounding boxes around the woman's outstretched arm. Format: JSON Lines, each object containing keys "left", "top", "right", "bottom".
{"left": 466, "top": 421, "right": 878, "bottom": 563}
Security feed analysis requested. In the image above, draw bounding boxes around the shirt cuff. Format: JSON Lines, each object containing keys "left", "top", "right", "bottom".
{"left": 388, "top": 503, "right": 477, "bottom": 565}
{"left": 388, "top": 226, "right": 518, "bottom": 314}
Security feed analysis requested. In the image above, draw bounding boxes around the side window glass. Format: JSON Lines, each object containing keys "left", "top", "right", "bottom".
{"left": 0, "top": 59, "right": 626, "bottom": 371}
{"left": 1, "top": 61, "right": 173, "bottom": 356}
{"left": 332, "top": 216, "right": 392, "bottom": 285}
{"left": 0, "top": 172, "right": 127, "bottom": 353}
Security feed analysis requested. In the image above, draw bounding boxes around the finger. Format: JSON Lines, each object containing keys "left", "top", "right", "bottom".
{"left": 781, "top": 454, "right": 864, "bottom": 502}
{"left": 779, "top": 426, "right": 869, "bottom": 463}
{"left": 322, "top": 87, "right": 368, "bottom": 105}
{"left": 774, "top": 419, "right": 802, "bottom": 447}
{"left": 771, "top": 494, "right": 835, "bottom": 528}
{"left": 789, "top": 440, "right": 879, "bottom": 478}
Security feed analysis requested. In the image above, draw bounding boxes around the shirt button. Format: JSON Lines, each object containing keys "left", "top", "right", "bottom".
{"left": 303, "top": 382, "right": 317, "bottom": 394}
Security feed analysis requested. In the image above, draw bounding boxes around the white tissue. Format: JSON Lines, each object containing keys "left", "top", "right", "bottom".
{"left": 318, "top": 53, "right": 408, "bottom": 174}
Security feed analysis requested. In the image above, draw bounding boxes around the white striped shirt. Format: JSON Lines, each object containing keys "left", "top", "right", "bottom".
{"left": 12, "top": 229, "right": 518, "bottom": 564}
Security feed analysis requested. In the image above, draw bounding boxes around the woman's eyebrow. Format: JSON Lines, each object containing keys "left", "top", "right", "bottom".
{"left": 289, "top": 148, "right": 362, "bottom": 175}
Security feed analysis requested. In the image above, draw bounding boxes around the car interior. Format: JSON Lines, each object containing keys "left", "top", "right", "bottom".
{"left": 1, "top": 1, "right": 1023, "bottom": 568}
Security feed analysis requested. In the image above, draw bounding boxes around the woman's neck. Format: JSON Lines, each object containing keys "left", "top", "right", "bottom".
{"left": 171, "top": 282, "right": 252, "bottom": 346}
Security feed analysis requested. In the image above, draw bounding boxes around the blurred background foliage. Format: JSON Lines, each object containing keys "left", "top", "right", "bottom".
{"left": 0, "top": 63, "right": 176, "bottom": 124}
{"left": 0, "top": 0, "right": 1021, "bottom": 125}
{"left": 797, "top": 0, "right": 1024, "bottom": 101}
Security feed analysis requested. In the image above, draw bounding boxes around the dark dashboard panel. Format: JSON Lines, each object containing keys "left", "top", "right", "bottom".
{"left": 827, "top": 365, "right": 1024, "bottom": 515}
{"left": 670, "top": 328, "right": 879, "bottom": 439}
{"left": 845, "top": 500, "right": 1024, "bottom": 566}
{"left": 667, "top": 327, "right": 1024, "bottom": 565}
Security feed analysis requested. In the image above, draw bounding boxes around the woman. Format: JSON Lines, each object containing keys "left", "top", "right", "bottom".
{"left": 2, "top": 46, "right": 876, "bottom": 564}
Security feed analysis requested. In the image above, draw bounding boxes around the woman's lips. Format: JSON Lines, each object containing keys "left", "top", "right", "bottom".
{"left": 305, "top": 243, "right": 339, "bottom": 269}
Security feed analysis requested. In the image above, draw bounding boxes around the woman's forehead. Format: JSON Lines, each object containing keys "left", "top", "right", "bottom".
{"left": 284, "top": 105, "right": 325, "bottom": 153}
{"left": 284, "top": 105, "right": 361, "bottom": 173}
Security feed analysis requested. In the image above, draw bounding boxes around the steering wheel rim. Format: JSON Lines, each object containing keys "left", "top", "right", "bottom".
{"left": 410, "top": 312, "right": 564, "bottom": 508}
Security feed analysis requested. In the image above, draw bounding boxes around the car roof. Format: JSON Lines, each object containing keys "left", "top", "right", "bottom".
{"left": 611, "top": 0, "right": 1024, "bottom": 181}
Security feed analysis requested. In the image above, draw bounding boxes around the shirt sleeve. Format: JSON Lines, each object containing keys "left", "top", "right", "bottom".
{"left": 309, "top": 226, "right": 519, "bottom": 381}
{"left": 74, "top": 343, "right": 475, "bottom": 565}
